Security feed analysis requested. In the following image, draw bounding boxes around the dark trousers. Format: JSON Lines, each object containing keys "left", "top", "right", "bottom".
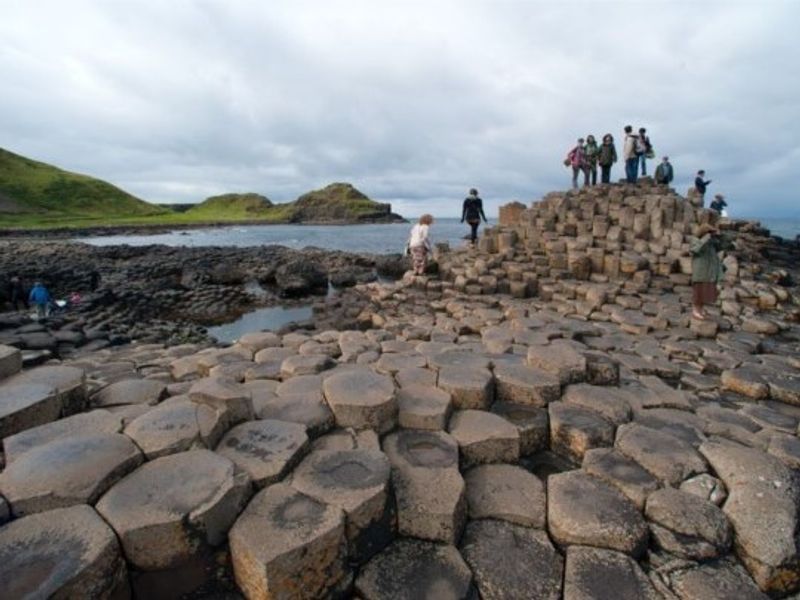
{"left": 587, "top": 165, "right": 597, "bottom": 186}
{"left": 468, "top": 220, "right": 480, "bottom": 243}
{"left": 600, "top": 164, "right": 612, "bottom": 183}
{"left": 625, "top": 158, "right": 638, "bottom": 183}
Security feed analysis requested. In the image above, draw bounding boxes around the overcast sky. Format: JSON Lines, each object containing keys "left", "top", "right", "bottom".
{"left": 2, "top": 1, "right": 798, "bottom": 218}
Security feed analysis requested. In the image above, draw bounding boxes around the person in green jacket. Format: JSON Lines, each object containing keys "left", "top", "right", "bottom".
{"left": 583, "top": 135, "right": 600, "bottom": 186}
{"left": 690, "top": 223, "right": 724, "bottom": 320}
{"left": 598, "top": 133, "right": 618, "bottom": 184}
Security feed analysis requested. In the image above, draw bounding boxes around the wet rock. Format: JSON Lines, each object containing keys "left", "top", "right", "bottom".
{"left": 229, "top": 482, "right": 349, "bottom": 599}
{"left": 382, "top": 430, "right": 466, "bottom": 543}
{"left": 124, "top": 397, "right": 226, "bottom": 459}
{"left": 96, "top": 449, "right": 251, "bottom": 571}
{"left": 93, "top": 377, "right": 167, "bottom": 407}
{"left": 645, "top": 487, "right": 732, "bottom": 560}
{"left": 493, "top": 363, "right": 561, "bottom": 406}
{"left": 290, "top": 448, "right": 392, "bottom": 562}
{"left": 323, "top": 369, "right": 397, "bottom": 434}
{"left": 488, "top": 401, "right": 549, "bottom": 457}
{"left": 464, "top": 463, "right": 546, "bottom": 527}
{"left": 547, "top": 470, "right": 648, "bottom": 556}
{"left": 549, "top": 402, "right": 615, "bottom": 462}
{"left": 582, "top": 448, "right": 660, "bottom": 509}
{"left": 355, "top": 538, "right": 473, "bottom": 600}
{"left": 616, "top": 423, "right": 707, "bottom": 486}
{"left": 0, "top": 432, "right": 143, "bottom": 516}
{"left": 448, "top": 409, "right": 520, "bottom": 468}
{"left": 217, "top": 419, "right": 309, "bottom": 488}
{"left": 0, "top": 505, "right": 128, "bottom": 600}
{"left": 275, "top": 258, "right": 328, "bottom": 296}
{"left": 437, "top": 365, "right": 494, "bottom": 409}
{"left": 397, "top": 384, "right": 451, "bottom": 430}
{"left": 0, "top": 382, "right": 62, "bottom": 439}
{"left": 461, "top": 519, "right": 563, "bottom": 600}
{"left": 563, "top": 545, "right": 660, "bottom": 600}
{"left": 700, "top": 440, "right": 800, "bottom": 595}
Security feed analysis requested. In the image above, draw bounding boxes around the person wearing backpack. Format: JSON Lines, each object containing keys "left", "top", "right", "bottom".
{"left": 598, "top": 134, "right": 618, "bottom": 184}
{"left": 636, "top": 127, "right": 653, "bottom": 176}
{"left": 623, "top": 126, "right": 638, "bottom": 183}
{"left": 566, "top": 138, "right": 587, "bottom": 189}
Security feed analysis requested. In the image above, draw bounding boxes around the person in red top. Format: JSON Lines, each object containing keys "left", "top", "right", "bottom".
{"left": 566, "top": 138, "right": 587, "bottom": 189}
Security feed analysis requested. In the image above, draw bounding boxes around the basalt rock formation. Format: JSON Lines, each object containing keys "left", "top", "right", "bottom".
{"left": 0, "top": 180, "right": 799, "bottom": 599}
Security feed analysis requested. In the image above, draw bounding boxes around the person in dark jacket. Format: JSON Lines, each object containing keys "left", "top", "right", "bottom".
{"left": 695, "top": 170, "right": 711, "bottom": 202}
{"left": 8, "top": 276, "right": 28, "bottom": 311}
{"left": 654, "top": 156, "right": 674, "bottom": 185}
{"left": 598, "top": 134, "right": 617, "bottom": 184}
{"left": 29, "top": 281, "right": 52, "bottom": 320}
{"left": 709, "top": 194, "right": 728, "bottom": 215}
{"left": 461, "top": 188, "right": 488, "bottom": 245}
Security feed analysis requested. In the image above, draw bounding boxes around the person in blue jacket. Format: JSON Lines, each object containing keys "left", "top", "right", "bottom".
{"left": 28, "top": 281, "right": 52, "bottom": 320}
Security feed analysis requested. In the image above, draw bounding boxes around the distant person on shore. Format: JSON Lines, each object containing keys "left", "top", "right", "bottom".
{"left": 28, "top": 281, "right": 52, "bottom": 320}
{"left": 636, "top": 127, "right": 653, "bottom": 176}
{"left": 695, "top": 170, "right": 711, "bottom": 204}
{"left": 690, "top": 223, "right": 723, "bottom": 320}
{"left": 8, "top": 276, "right": 28, "bottom": 311}
{"left": 598, "top": 134, "right": 618, "bottom": 183}
{"left": 407, "top": 214, "right": 434, "bottom": 275}
{"left": 654, "top": 156, "right": 674, "bottom": 185}
{"left": 584, "top": 135, "right": 600, "bottom": 186}
{"left": 623, "top": 125, "right": 639, "bottom": 183}
{"left": 461, "top": 188, "right": 488, "bottom": 245}
{"left": 709, "top": 194, "right": 728, "bottom": 215}
{"left": 566, "top": 138, "right": 587, "bottom": 189}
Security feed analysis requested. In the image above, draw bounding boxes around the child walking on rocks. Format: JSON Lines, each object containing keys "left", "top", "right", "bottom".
{"left": 690, "top": 223, "right": 724, "bottom": 320}
{"left": 407, "top": 214, "right": 434, "bottom": 275}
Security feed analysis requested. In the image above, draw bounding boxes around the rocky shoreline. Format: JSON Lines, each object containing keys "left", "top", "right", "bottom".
{"left": 1, "top": 179, "right": 800, "bottom": 599}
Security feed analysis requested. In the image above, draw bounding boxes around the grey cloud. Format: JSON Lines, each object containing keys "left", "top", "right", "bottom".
{"left": 1, "top": 1, "right": 799, "bottom": 219}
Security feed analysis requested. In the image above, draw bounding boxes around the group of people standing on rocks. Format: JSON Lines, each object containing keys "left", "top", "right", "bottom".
{"left": 565, "top": 126, "right": 658, "bottom": 188}
{"left": 3, "top": 271, "right": 100, "bottom": 320}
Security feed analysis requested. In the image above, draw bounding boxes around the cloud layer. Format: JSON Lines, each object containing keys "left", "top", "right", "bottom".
{"left": 2, "top": 0, "right": 798, "bottom": 218}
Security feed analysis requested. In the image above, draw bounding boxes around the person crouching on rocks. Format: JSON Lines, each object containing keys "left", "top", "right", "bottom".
{"left": 408, "top": 214, "right": 434, "bottom": 275}
{"left": 461, "top": 188, "right": 487, "bottom": 245}
{"left": 28, "top": 281, "right": 52, "bottom": 320}
{"left": 690, "top": 223, "right": 724, "bottom": 320}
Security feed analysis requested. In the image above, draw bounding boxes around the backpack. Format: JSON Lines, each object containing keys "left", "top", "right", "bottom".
{"left": 635, "top": 136, "right": 648, "bottom": 155}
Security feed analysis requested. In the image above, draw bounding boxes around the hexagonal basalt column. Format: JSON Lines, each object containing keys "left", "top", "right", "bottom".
{"left": 382, "top": 430, "right": 466, "bottom": 544}
{"left": 0, "top": 432, "right": 143, "bottom": 516}
{"left": 188, "top": 377, "right": 254, "bottom": 425}
{"left": 448, "top": 409, "right": 520, "bottom": 469}
{"left": 96, "top": 450, "right": 251, "bottom": 571}
{"left": 229, "top": 483, "right": 349, "bottom": 600}
{"left": 323, "top": 370, "right": 397, "bottom": 434}
{"left": 494, "top": 364, "right": 561, "bottom": 407}
{"left": 0, "top": 382, "right": 62, "bottom": 439}
{"left": 290, "top": 448, "right": 393, "bottom": 563}
{"left": 397, "top": 384, "right": 452, "bottom": 430}
{"left": 217, "top": 419, "right": 309, "bottom": 488}
{"left": 5, "top": 365, "right": 87, "bottom": 416}
{"left": 0, "top": 505, "right": 128, "bottom": 600}
{"left": 355, "top": 538, "right": 473, "bottom": 600}
{"left": 437, "top": 366, "right": 494, "bottom": 410}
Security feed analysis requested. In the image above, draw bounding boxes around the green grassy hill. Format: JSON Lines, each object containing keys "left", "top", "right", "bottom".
{"left": 185, "top": 193, "right": 274, "bottom": 219}
{"left": 0, "top": 147, "right": 168, "bottom": 225}
{"left": 288, "top": 183, "right": 393, "bottom": 222}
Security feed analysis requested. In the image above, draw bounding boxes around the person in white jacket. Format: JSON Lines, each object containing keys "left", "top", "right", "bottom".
{"left": 407, "top": 214, "right": 434, "bottom": 275}
{"left": 623, "top": 125, "right": 639, "bottom": 184}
